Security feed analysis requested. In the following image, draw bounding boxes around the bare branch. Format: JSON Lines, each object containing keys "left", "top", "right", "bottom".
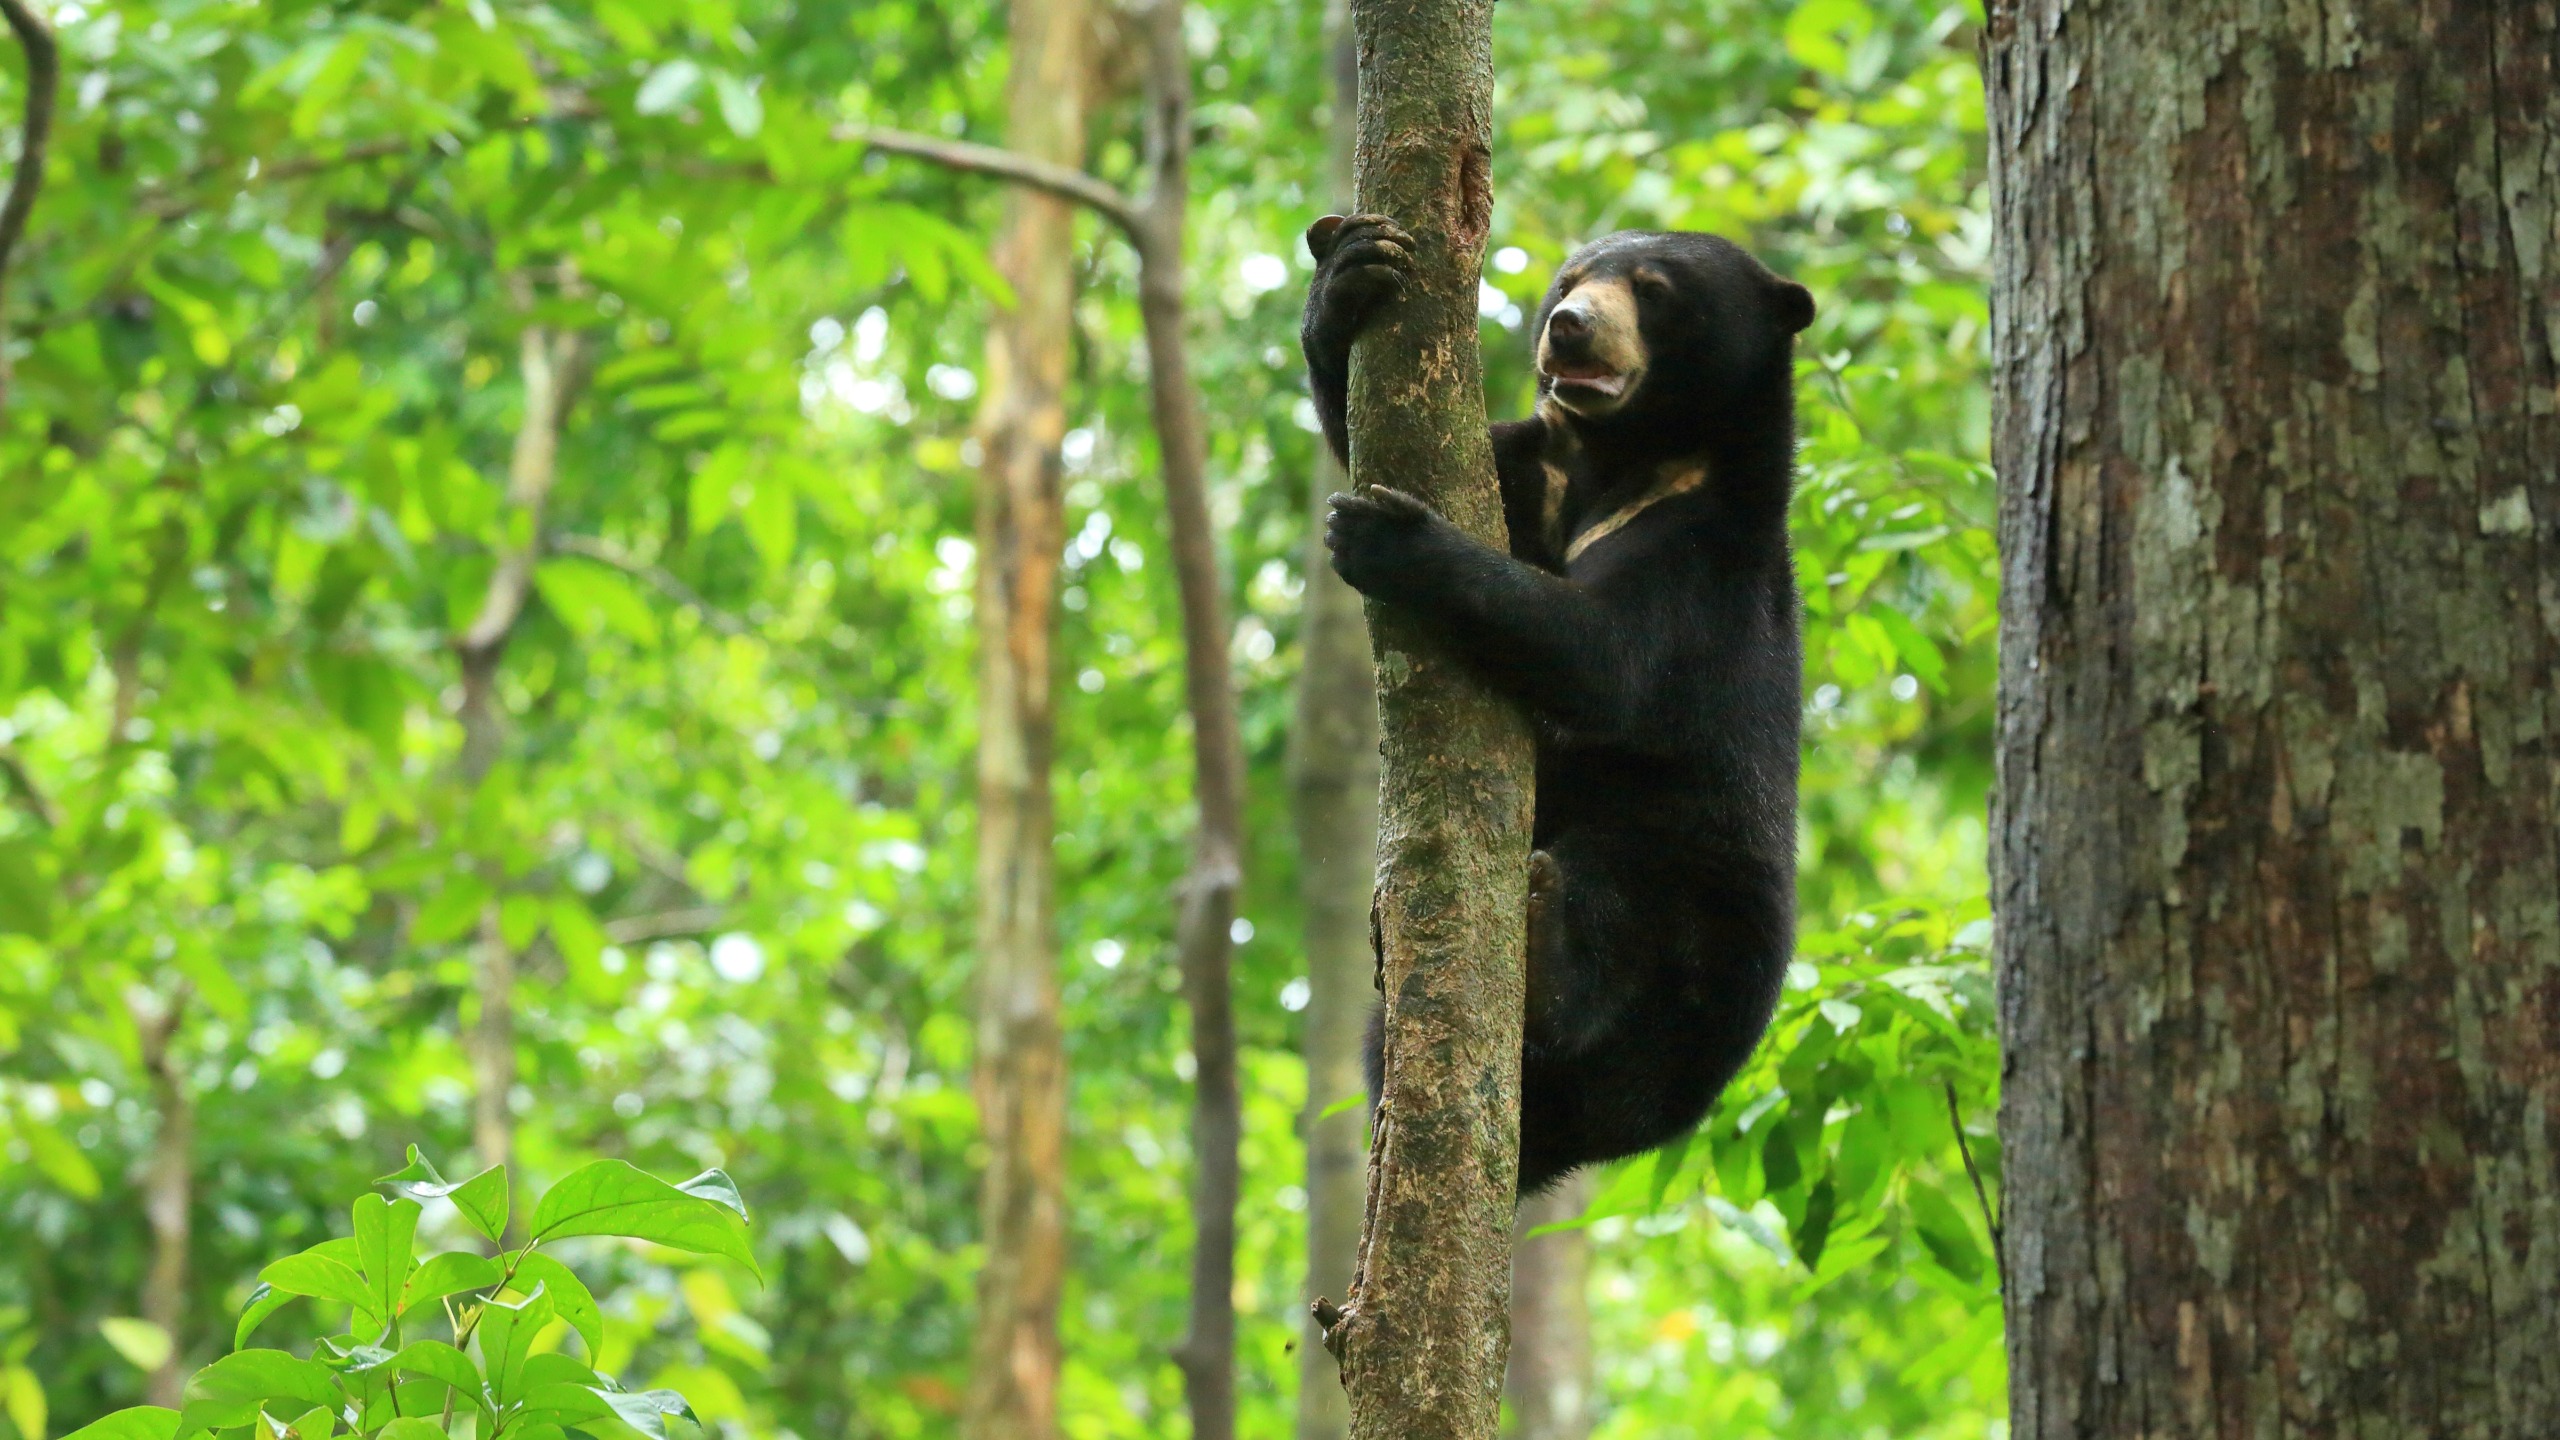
{"left": 0, "top": 0, "right": 60, "bottom": 417}
{"left": 0, "top": 744, "right": 55, "bottom": 829}
{"left": 836, "top": 124, "right": 1142, "bottom": 240}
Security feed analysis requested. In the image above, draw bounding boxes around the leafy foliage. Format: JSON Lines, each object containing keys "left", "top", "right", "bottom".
{"left": 65, "top": 1153, "right": 741, "bottom": 1440}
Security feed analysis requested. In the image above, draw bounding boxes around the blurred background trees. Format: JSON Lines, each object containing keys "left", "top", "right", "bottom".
{"left": 0, "top": 0, "right": 1997, "bottom": 1435}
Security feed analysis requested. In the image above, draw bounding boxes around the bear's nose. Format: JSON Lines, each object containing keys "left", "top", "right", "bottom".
{"left": 1547, "top": 307, "right": 1590, "bottom": 342}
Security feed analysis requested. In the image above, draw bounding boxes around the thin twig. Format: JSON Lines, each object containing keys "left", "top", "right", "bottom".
{"left": 0, "top": 744, "right": 55, "bottom": 828}
{"left": 835, "top": 124, "right": 1143, "bottom": 240}
{"left": 603, "top": 906, "right": 726, "bottom": 945}
{"left": 549, "top": 533, "right": 747, "bottom": 637}
{"left": 0, "top": 0, "right": 60, "bottom": 416}
{"left": 1944, "top": 1080, "right": 2005, "bottom": 1289}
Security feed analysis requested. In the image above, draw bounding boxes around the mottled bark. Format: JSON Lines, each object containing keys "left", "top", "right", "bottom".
{"left": 962, "top": 0, "right": 1089, "bottom": 1433}
{"left": 132, "top": 990, "right": 190, "bottom": 1409}
{"left": 1988, "top": 2, "right": 2560, "bottom": 1434}
{"left": 1125, "top": 4, "right": 1247, "bottom": 1436}
{"left": 0, "top": 0, "right": 57, "bottom": 418}
{"left": 1293, "top": 14, "right": 1375, "bottom": 1440}
{"left": 1318, "top": 1, "right": 1535, "bottom": 1435}
{"left": 455, "top": 306, "right": 582, "bottom": 1243}
{"left": 1503, "top": 1174, "right": 1592, "bottom": 1440}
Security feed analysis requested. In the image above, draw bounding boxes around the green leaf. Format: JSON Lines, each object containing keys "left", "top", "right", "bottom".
{"left": 633, "top": 59, "right": 700, "bottom": 115}
{"left": 183, "top": 1351, "right": 340, "bottom": 1418}
{"left": 20, "top": 1116, "right": 102, "bottom": 1196}
{"left": 1907, "top": 1181, "right": 1984, "bottom": 1284}
{"left": 534, "top": 558, "right": 661, "bottom": 645}
{"left": 0, "top": 839, "right": 57, "bottom": 938}
{"left": 400, "top": 1253, "right": 503, "bottom": 1314}
{"left": 473, "top": 1288, "right": 552, "bottom": 1407}
{"left": 589, "top": 1389, "right": 696, "bottom": 1440}
{"left": 235, "top": 1284, "right": 295, "bottom": 1350}
{"left": 353, "top": 1195, "right": 422, "bottom": 1327}
{"left": 387, "top": 1341, "right": 480, "bottom": 1398}
{"left": 99, "top": 1318, "right": 174, "bottom": 1372}
{"left": 1791, "top": 1176, "right": 1839, "bottom": 1269}
{"left": 1866, "top": 602, "right": 1948, "bottom": 693}
{"left": 62, "top": 1409, "right": 184, "bottom": 1440}
{"left": 528, "top": 1161, "right": 757, "bottom": 1275}
{"left": 256, "top": 1253, "right": 372, "bottom": 1309}
{"left": 710, "top": 73, "right": 763, "bottom": 137}
{"left": 373, "top": 1420, "right": 447, "bottom": 1440}
{"left": 1314, "top": 1093, "right": 1366, "bottom": 1122}
{"left": 378, "top": 1147, "right": 508, "bottom": 1243}
{"left": 504, "top": 1254, "right": 603, "bottom": 1357}
{"left": 5, "top": 1363, "right": 46, "bottom": 1440}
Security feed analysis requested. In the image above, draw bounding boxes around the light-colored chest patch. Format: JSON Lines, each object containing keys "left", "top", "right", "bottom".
{"left": 1563, "top": 463, "right": 1710, "bottom": 565}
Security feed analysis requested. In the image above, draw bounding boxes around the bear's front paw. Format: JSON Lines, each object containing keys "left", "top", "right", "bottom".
{"left": 1302, "top": 214, "right": 1417, "bottom": 369}
{"left": 1324, "top": 486, "right": 1440, "bottom": 597}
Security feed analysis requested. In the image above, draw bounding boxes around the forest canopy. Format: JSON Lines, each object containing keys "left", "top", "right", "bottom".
{"left": 0, "top": 0, "right": 1996, "bottom": 1435}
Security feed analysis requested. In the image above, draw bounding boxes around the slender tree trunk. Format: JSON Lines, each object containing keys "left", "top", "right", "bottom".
{"left": 1503, "top": 1174, "right": 1592, "bottom": 1440}
{"left": 456, "top": 304, "right": 581, "bottom": 1242}
{"left": 963, "top": 1, "right": 1089, "bottom": 1434}
{"left": 0, "top": 0, "right": 58, "bottom": 419}
{"left": 133, "top": 991, "right": 191, "bottom": 1410}
{"left": 1125, "top": 4, "right": 1246, "bottom": 1435}
{"left": 1316, "top": 2, "right": 1533, "bottom": 1435}
{"left": 1989, "top": 3, "right": 2560, "bottom": 1433}
{"left": 1293, "top": 15, "right": 1374, "bottom": 1440}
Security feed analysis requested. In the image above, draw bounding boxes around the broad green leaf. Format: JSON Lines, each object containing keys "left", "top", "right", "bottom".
{"left": 257, "top": 1254, "right": 371, "bottom": 1308}
{"left": 401, "top": 1253, "right": 503, "bottom": 1314}
{"left": 353, "top": 1195, "right": 422, "bottom": 1327}
{"left": 528, "top": 1162, "right": 757, "bottom": 1275}
{"left": 710, "top": 73, "right": 763, "bottom": 137}
{"left": 20, "top": 1117, "right": 102, "bottom": 1196}
{"left": 4, "top": 1364, "right": 44, "bottom": 1440}
{"left": 0, "top": 839, "right": 56, "bottom": 938}
{"left": 62, "top": 1408, "right": 183, "bottom": 1440}
{"left": 473, "top": 1287, "right": 552, "bottom": 1407}
{"left": 182, "top": 1350, "right": 340, "bottom": 1416}
{"left": 377, "top": 1147, "right": 509, "bottom": 1242}
{"left": 633, "top": 59, "right": 700, "bottom": 115}
{"left": 505, "top": 1253, "right": 603, "bottom": 1357}
{"left": 100, "top": 1318, "right": 174, "bottom": 1372}
{"left": 387, "top": 1341, "right": 480, "bottom": 1399}
{"left": 373, "top": 1421, "right": 446, "bottom": 1440}
{"left": 235, "top": 1284, "right": 295, "bottom": 1350}
{"left": 534, "top": 558, "right": 660, "bottom": 645}
{"left": 274, "top": 1404, "right": 333, "bottom": 1440}
{"left": 589, "top": 1389, "right": 696, "bottom": 1440}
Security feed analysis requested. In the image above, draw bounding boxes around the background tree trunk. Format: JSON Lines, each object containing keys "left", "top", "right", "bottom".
{"left": 1292, "top": 11, "right": 1374, "bottom": 1440}
{"left": 963, "top": 0, "right": 1090, "bottom": 1434}
{"left": 133, "top": 991, "right": 190, "bottom": 1410}
{"left": 1320, "top": 1, "right": 1535, "bottom": 1435}
{"left": 0, "top": 0, "right": 56, "bottom": 419}
{"left": 1988, "top": 2, "right": 2560, "bottom": 1432}
{"left": 1503, "top": 1175, "right": 1592, "bottom": 1440}
{"left": 1128, "top": 4, "right": 1246, "bottom": 1435}
{"left": 456, "top": 308, "right": 582, "bottom": 1246}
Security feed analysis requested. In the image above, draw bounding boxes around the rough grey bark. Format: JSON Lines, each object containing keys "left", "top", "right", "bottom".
{"left": 1988, "top": 2, "right": 2560, "bottom": 1434}
{"left": 962, "top": 1, "right": 1089, "bottom": 1433}
{"left": 1503, "top": 1174, "right": 1593, "bottom": 1440}
{"left": 1291, "top": 14, "right": 1375, "bottom": 1440}
{"left": 1314, "top": 1, "right": 1534, "bottom": 1435}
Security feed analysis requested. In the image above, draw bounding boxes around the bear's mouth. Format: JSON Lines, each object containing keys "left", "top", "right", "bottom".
{"left": 1542, "top": 360, "right": 1634, "bottom": 401}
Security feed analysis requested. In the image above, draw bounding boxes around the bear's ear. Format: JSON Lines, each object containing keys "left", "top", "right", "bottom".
{"left": 1773, "top": 280, "right": 1816, "bottom": 335}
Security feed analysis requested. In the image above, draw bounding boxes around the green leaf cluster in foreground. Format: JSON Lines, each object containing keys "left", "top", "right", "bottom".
{"left": 66, "top": 1151, "right": 750, "bottom": 1440}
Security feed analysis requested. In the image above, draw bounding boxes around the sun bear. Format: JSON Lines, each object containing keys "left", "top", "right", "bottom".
{"left": 1301, "top": 215, "right": 1812, "bottom": 1194}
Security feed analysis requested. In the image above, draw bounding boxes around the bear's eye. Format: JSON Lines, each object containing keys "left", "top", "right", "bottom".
{"left": 1631, "top": 266, "right": 1673, "bottom": 297}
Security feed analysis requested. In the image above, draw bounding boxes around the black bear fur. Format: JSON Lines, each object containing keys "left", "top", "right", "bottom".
{"left": 1301, "top": 216, "right": 1811, "bottom": 1195}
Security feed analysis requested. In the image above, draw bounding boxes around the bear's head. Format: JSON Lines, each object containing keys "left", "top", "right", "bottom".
{"left": 1530, "top": 231, "right": 1814, "bottom": 443}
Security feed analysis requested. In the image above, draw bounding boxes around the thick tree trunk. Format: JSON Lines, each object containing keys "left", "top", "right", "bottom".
{"left": 1988, "top": 3, "right": 2560, "bottom": 1433}
{"left": 1292, "top": 15, "right": 1375, "bottom": 1440}
{"left": 1503, "top": 1174, "right": 1592, "bottom": 1440}
{"left": 1318, "top": 2, "right": 1534, "bottom": 1435}
{"left": 134, "top": 992, "right": 190, "bottom": 1410}
{"left": 1127, "top": 5, "right": 1245, "bottom": 1437}
{"left": 962, "top": 1, "right": 1088, "bottom": 1434}
{"left": 456, "top": 308, "right": 580, "bottom": 1245}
